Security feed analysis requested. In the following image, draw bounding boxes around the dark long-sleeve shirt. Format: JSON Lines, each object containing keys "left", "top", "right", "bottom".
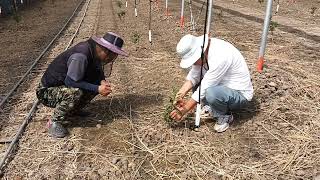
{"left": 64, "top": 53, "right": 104, "bottom": 93}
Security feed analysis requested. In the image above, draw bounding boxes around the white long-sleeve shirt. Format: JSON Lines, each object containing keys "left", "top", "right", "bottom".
{"left": 187, "top": 38, "right": 254, "bottom": 102}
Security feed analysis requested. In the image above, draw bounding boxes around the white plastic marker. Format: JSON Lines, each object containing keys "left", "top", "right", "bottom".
{"left": 0, "top": 7, "right": 2, "bottom": 15}
{"left": 149, "top": 30, "right": 152, "bottom": 43}
{"left": 257, "top": 0, "right": 273, "bottom": 72}
{"left": 21, "top": 0, "right": 23, "bottom": 4}
{"left": 205, "top": 0, "right": 213, "bottom": 34}
{"left": 134, "top": 0, "right": 138, "bottom": 17}
{"left": 180, "top": 0, "right": 185, "bottom": 30}
{"left": 126, "top": 1, "right": 127, "bottom": 7}
{"left": 195, "top": 103, "right": 202, "bottom": 127}
{"left": 276, "top": 0, "right": 279, "bottom": 14}
{"left": 195, "top": 0, "right": 213, "bottom": 129}
{"left": 189, "top": 0, "right": 195, "bottom": 32}
{"left": 148, "top": 0, "right": 152, "bottom": 43}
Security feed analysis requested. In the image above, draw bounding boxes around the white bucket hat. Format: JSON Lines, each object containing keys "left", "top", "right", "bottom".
{"left": 176, "top": 34, "right": 209, "bottom": 68}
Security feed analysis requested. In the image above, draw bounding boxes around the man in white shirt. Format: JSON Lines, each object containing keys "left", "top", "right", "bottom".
{"left": 170, "top": 34, "right": 254, "bottom": 132}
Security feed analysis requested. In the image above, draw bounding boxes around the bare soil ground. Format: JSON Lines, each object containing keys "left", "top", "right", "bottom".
{"left": 211, "top": 0, "right": 320, "bottom": 41}
{"left": 0, "top": 0, "right": 79, "bottom": 96}
{"left": 0, "top": 0, "right": 319, "bottom": 179}
{"left": 219, "top": 0, "right": 320, "bottom": 25}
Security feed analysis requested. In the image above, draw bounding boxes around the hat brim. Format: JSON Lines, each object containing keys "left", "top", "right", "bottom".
{"left": 92, "top": 36, "right": 128, "bottom": 57}
{"left": 180, "top": 35, "right": 209, "bottom": 69}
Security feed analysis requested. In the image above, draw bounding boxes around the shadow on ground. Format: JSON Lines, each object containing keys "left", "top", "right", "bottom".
{"left": 169, "top": 96, "right": 261, "bottom": 130}
{"left": 68, "top": 93, "right": 163, "bottom": 128}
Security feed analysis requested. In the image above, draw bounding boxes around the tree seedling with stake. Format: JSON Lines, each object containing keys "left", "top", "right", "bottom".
{"left": 269, "top": 21, "right": 278, "bottom": 42}
{"left": 217, "top": 9, "right": 223, "bottom": 18}
{"left": 163, "top": 88, "right": 179, "bottom": 127}
{"left": 117, "top": 10, "right": 126, "bottom": 19}
{"left": 310, "top": 7, "right": 317, "bottom": 15}
{"left": 12, "top": 12, "right": 21, "bottom": 23}
{"left": 188, "top": 0, "right": 195, "bottom": 32}
{"left": 134, "top": 0, "right": 138, "bottom": 17}
{"left": 269, "top": 21, "right": 278, "bottom": 35}
{"left": 131, "top": 32, "right": 141, "bottom": 44}
{"left": 116, "top": 0, "right": 123, "bottom": 8}
{"left": 148, "top": 0, "right": 152, "bottom": 43}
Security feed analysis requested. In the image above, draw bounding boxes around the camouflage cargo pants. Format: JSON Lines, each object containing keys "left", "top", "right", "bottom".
{"left": 36, "top": 83, "right": 96, "bottom": 122}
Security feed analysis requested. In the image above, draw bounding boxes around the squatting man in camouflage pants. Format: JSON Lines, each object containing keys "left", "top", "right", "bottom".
{"left": 170, "top": 34, "right": 254, "bottom": 132}
{"left": 36, "top": 32, "right": 128, "bottom": 138}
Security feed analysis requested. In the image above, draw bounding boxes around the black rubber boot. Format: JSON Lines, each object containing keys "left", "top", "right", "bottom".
{"left": 47, "top": 120, "right": 68, "bottom": 138}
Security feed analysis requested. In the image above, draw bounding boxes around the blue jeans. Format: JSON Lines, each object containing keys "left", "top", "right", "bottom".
{"left": 205, "top": 86, "right": 249, "bottom": 117}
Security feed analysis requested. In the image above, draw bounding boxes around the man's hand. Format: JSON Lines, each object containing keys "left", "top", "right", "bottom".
{"left": 175, "top": 99, "right": 186, "bottom": 108}
{"left": 170, "top": 98, "right": 197, "bottom": 122}
{"left": 170, "top": 106, "right": 186, "bottom": 122}
{"left": 98, "top": 84, "right": 112, "bottom": 96}
{"left": 170, "top": 110, "right": 183, "bottom": 121}
{"left": 174, "top": 80, "right": 193, "bottom": 104}
{"left": 173, "top": 92, "right": 183, "bottom": 105}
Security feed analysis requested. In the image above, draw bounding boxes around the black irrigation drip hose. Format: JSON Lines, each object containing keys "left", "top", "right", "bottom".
{"left": 0, "top": 101, "right": 39, "bottom": 174}
{"left": 0, "top": 0, "right": 91, "bottom": 173}
{"left": 0, "top": 0, "right": 84, "bottom": 110}
{"left": 198, "top": 0, "right": 210, "bottom": 105}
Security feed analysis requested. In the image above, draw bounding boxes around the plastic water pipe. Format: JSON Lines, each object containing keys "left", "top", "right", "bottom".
{"left": 166, "top": 0, "right": 168, "bottom": 16}
{"left": 195, "top": 0, "right": 212, "bottom": 128}
{"left": 257, "top": 0, "right": 273, "bottom": 72}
